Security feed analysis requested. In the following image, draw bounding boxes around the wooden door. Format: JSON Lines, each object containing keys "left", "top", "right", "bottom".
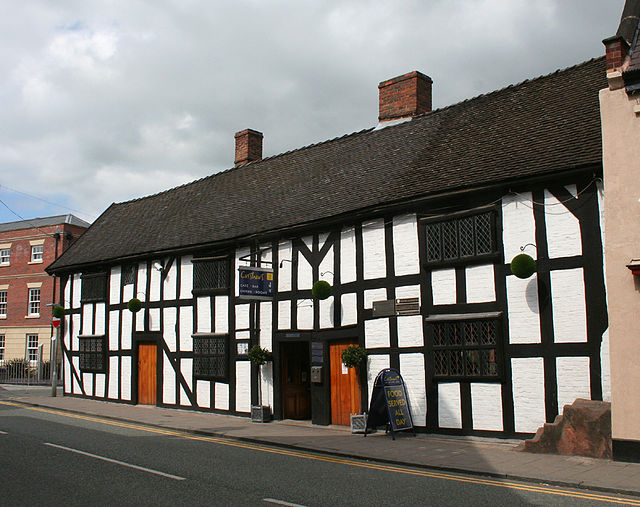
{"left": 330, "top": 339, "right": 361, "bottom": 426}
{"left": 281, "top": 342, "right": 311, "bottom": 419}
{"left": 137, "top": 343, "right": 157, "bottom": 405}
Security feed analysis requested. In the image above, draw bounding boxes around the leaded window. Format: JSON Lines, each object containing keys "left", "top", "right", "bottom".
{"left": 81, "top": 272, "right": 107, "bottom": 303}
{"left": 432, "top": 318, "right": 502, "bottom": 381}
{"left": 79, "top": 336, "right": 107, "bottom": 372}
{"left": 122, "top": 264, "right": 137, "bottom": 285}
{"left": 193, "top": 334, "right": 228, "bottom": 380}
{"left": 425, "top": 211, "right": 497, "bottom": 265}
{"left": 192, "top": 257, "right": 229, "bottom": 294}
{"left": 0, "top": 290, "right": 6, "bottom": 317}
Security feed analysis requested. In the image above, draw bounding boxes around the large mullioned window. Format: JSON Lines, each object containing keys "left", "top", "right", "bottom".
{"left": 193, "top": 334, "right": 228, "bottom": 380}
{"left": 192, "top": 257, "right": 229, "bottom": 295}
{"left": 81, "top": 272, "right": 107, "bottom": 303}
{"left": 78, "top": 336, "right": 107, "bottom": 373}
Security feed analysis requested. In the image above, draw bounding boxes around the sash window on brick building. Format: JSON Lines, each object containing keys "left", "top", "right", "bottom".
{"left": 28, "top": 288, "right": 40, "bottom": 316}
{"left": 31, "top": 245, "right": 43, "bottom": 262}
{"left": 27, "top": 334, "right": 38, "bottom": 362}
{"left": 0, "top": 290, "right": 6, "bottom": 317}
{"left": 0, "top": 248, "right": 9, "bottom": 265}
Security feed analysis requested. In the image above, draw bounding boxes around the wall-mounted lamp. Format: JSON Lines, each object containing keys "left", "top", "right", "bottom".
{"left": 153, "top": 261, "right": 163, "bottom": 271}
{"left": 627, "top": 259, "right": 640, "bottom": 276}
{"left": 279, "top": 259, "right": 293, "bottom": 268}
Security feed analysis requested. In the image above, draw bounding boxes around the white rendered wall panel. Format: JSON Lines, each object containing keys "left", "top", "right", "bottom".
{"left": 465, "top": 264, "right": 496, "bottom": 303}
{"left": 163, "top": 262, "right": 177, "bottom": 301}
{"left": 72, "top": 357, "right": 82, "bottom": 394}
{"left": 108, "top": 311, "right": 119, "bottom": 351}
{"left": 297, "top": 254, "right": 313, "bottom": 290}
{"left": 400, "top": 353, "right": 426, "bottom": 426}
{"left": 179, "top": 306, "right": 193, "bottom": 351}
{"left": 506, "top": 275, "right": 541, "bottom": 344}
{"left": 108, "top": 357, "right": 119, "bottom": 399}
{"left": 83, "top": 373, "right": 92, "bottom": 396}
{"left": 319, "top": 246, "right": 334, "bottom": 286}
{"left": 180, "top": 358, "right": 193, "bottom": 405}
{"left": 236, "top": 362, "right": 251, "bottom": 413}
{"left": 431, "top": 269, "right": 456, "bottom": 305}
{"left": 364, "top": 288, "right": 387, "bottom": 309}
{"left": 551, "top": 268, "right": 587, "bottom": 343}
{"left": 365, "top": 318, "right": 390, "bottom": 348}
{"left": 367, "top": 354, "right": 390, "bottom": 406}
{"left": 297, "top": 302, "right": 313, "bottom": 330}
{"left": 260, "top": 302, "right": 272, "bottom": 350}
{"left": 82, "top": 304, "right": 93, "bottom": 335}
{"left": 122, "top": 282, "right": 133, "bottom": 303}
{"left": 302, "top": 235, "right": 313, "bottom": 250}
{"left": 502, "top": 193, "right": 537, "bottom": 262}
{"left": 471, "top": 384, "right": 503, "bottom": 431}
{"left": 215, "top": 296, "right": 229, "bottom": 334}
{"left": 64, "top": 356, "right": 71, "bottom": 393}
{"left": 135, "top": 305, "right": 144, "bottom": 331}
{"left": 163, "top": 307, "right": 177, "bottom": 352}
{"left": 363, "top": 219, "right": 386, "bottom": 280}
{"left": 393, "top": 214, "right": 420, "bottom": 276}
{"left": 397, "top": 315, "right": 423, "bottom": 347}
{"left": 395, "top": 285, "right": 420, "bottom": 301}
{"left": 261, "top": 363, "right": 274, "bottom": 408}
{"left": 197, "top": 297, "right": 211, "bottom": 333}
{"left": 121, "top": 356, "right": 132, "bottom": 400}
{"left": 438, "top": 383, "right": 462, "bottom": 429}
{"left": 278, "top": 241, "right": 293, "bottom": 292}
{"left": 544, "top": 190, "right": 582, "bottom": 259}
{"left": 180, "top": 255, "right": 194, "bottom": 299}
{"left": 235, "top": 304, "right": 250, "bottom": 330}
{"left": 94, "top": 303, "right": 106, "bottom": 335}
{"left": 278, "top": 300, "right": 291, "bottom": 330}
{"left": 64, "top": 277, "right": 71, "bottom": 309}
{"left": 109, "top": 267, "right": 121, "bottom": 305}
{"left": 197, "top": 380, "right": 211, "bottom": 409}
{"left": 512, "top": 357, "right": 545, "bottom": 433}
{"left": 63, "top": 315, "right": 71, "bottom": 349}
{"left": 556, "top": 356, "right": 591, "bottom": 412}
{"left": 163, "top": 353, "right": 176, "bottom": 404}
{"left": 150, "top": 263, "right": 161, "bottom": 302}
{"left": 149, "top": 308, "right": 160, "bottom": 331}
{"left": 72, "top": 274, "right": 81, "bottom": 309}
{"left": 215, "top": 382, "right": 230, "bottom": 410}
{"left": 319, "top": 296, "right": 334, "bottom": 329}
{"left": 136, "top": 263, "right": 147, "bottom": 301}
{"left": 95, "top": 374, "right": 106, "bottom": 398}
{"left": 341, "top": 293, "right": 357, "bottom": 326}
{"left": 72, "top": 314, "right": 80, "bottom": 350}
{"left": 341, "top": 227, "right": 357, "bottom": 284}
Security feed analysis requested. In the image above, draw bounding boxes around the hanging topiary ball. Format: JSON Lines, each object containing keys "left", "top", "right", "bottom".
{"left": 127, "top": 297, "right": 142, "bottom": 313}
{"left": 312, "top": 280, "right": 332, "bottom": 300}
{"left": 52, "top": 305, "right": 65, "bottom": 318}
{"left": 510, "top": 253, "right": 536, "bottom": 279}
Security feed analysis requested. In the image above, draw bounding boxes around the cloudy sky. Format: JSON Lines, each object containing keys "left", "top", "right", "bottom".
{"left": 0, "top": 0, "right": 624, "bottom": 224}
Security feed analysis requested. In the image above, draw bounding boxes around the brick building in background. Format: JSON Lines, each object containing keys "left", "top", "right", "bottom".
{"left": 0, "top": 215, "right": 89, "bottom": 364}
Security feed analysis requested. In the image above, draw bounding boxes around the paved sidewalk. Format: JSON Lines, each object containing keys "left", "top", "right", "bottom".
{"left": 2, "top": 386, "right": 639, "bottom": 497}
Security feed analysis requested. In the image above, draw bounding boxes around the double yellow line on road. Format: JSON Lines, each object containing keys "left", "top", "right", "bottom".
{"left": 1, "top": 401, "right": 638, "bottom": 505}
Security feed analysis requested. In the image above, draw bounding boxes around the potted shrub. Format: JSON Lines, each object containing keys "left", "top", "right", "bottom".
{"left": 249, "top": 345, "right": 273, "bottom": 422}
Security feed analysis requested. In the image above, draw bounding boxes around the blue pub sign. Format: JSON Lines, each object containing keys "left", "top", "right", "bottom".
{"left": 238, "top": 266, "right": 274, "bottom": 300}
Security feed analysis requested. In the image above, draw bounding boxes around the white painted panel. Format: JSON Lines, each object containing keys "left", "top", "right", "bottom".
{"left": 506, "top": 275, "right": 541, "bottom": 344}
{"left": 319, "top": 296, "right": 334, "bottom": 329}
{"left": 150, "top": 263, "right": 161, "bottom": 302}
{"left": 197, "top": 380, "right": 211, "bottom": 408}
{"left": 122, "top": 282, "right": 133, "bottom": 303}
{"left": 471, "top": 383, "right": 503, "bottom": 431}
{"left": 235, "top": 247, "right": 250, "bottom": 297}
{"left": 365, "top": 318, "right": 390, "bottom": 348}
{"left": 260, "top": 302, "right": 272, "bottom": 350}
{"left": 364, "top": 288, "right": 387, "bottom": 309}
{"left": 179, "top": 255, "right": 193, "bottom": 299}
{"left": 545, "top": 189, "right": 582, "bottom": 259}
{"left": 64, "top": 277, "right": 71, "bottom": 309}
{"left": 278, "top": 300, "right": 291, "bottom": 330}
{"left": 137, "top": 263, "right": 147, "bottom": 301}
{"left": 502, "top": 192, "right": 537, "bottom": 262}
{"left": 95, "top": 374, "right": 106, "bottom": 398}
{"left": 121, "top": 356, "right": 132, "bottom": 400}
{"left": 149, "top": 308, "right": 160, "bottom": 331}
{"left": 215, "top": 382, "right": 230, "bottom": 410}
{"left": 278, "top": 241, "right": 293, "bottom": 292}
{"left": 556, "top": 356, "right": 591, "bottom": 412}
{"left": 94, "top": 303, "right": 106, "bottom": 335}
{"left": 180, "top": 358, "right": 193, "bottom": 406}
{"left": 341, "top": 227, "right": 357, "bottom": 284}
{"left": 82, "top": 304, "right": 93, "bottom": 335}
{"left": 235, "top": 304, "right": 250, "bottom": 330}
{"left": 319, "top": 246, "right": 334, "bottom": 287}
{"left": 179, "top": 306, "right": 193, "bottom": 352}
{"left": 431, "top": 269, "right": 456, "bottom": 305}
{"left": 215, "top": 296, "right": 229, "bottom": 333}
{"left": 109, "top": 267, "right": 121, "bottom": 305}
{"left": 367, "top": 355, "right": 390, "bottom": 406}
{"left": 197, "top": 297, "right": 211, "bottom": 333}
{"left": 341, "top": 293, "right": 358, "bottom": 326}
{"left": 318, "top": 232, "right": 330, "bottom": 249}
{"left": 135, "top": 305, "right": 144, "bottom": 332}
{"left": 601, "top": 328, "right": 611, "bottom": 402}
{"left": 236, "top": 330, "right": 250, "bottom": 340}
{"left": 108, "top": 311, "right": 119, "bottom": 351}
{"left": 163, "top": 307, "right": 177, "bottom": 352}
{"left": 363, "top": 219, "right": 386, "bottom": 280}
{"left": 395, "top": 285, "right": 420, "bottom": 301}
{"left": 302, "top": 235, "right": 313, "bottom": 250}
{"left": 438, "top": 383, "right": 462, "bottom": 429}
{"left": 64, "top": 356, "right": 71, "bottom": 393}
{"left": 72, "top": 358, "right": 81, "bottom": 393}
{"left": 466, "top": 264, "right": 496, "bottom": 303}
{"left": 121, "top": 310, "right": 132, "bottom": 349}
{"left": 400, "top": 353, "right": 426, "bottom": 426}
{"left": 551, "top": 268, "right": 587, "bottom": 343}
{"left": 297, "top": 254, "right": 313, "bottom": 290}
{"left": 297, "top": 302, "right": 313, "bottom": 330}
{"left": 393, "top": 214, "right": 420, "bottom": 276}
{"left": 163, "top": 262, "right": 177, "bottom": 301}
{"left": 108, "top": 356, "right": 118, "bottom": 399}
{"left": 397, "top": 315, "right": 423, "bottom": 347}
{"left": 72, "top": 274, "right": 81, "bottom": 309}
{"left": 83, "top": 373, "right": 92, "bottom": 396}
{"left": 565, "top": 184, "right": 577, "bottom": 197}
{"left": 261, "top": 362, "right": 274, "bottom": 408}
{"left": 63, "top": 315, "right": 71, "bottom": 348}
{"left": 72, "top": 314, "right": 80, "bottom": 350}
{"left": 512, "top": 357, "right": 545, "bottom": 433}
{"left": 236, "top": 361, "right": 251, "bottom": 413}
{"left": 163, "top": 353, "right": 176, "bottom": 404}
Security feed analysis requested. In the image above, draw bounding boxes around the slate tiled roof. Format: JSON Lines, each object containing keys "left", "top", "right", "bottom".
{"left": 48, "top": 57, "right": 607, "bottom": 273}
{"left": 0, "top": 214, "right": 90, "bottom": 233}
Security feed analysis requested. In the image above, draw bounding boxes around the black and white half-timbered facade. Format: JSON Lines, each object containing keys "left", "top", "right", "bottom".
{"left": 48, "top": 57, "right": 609, "bottom": 437}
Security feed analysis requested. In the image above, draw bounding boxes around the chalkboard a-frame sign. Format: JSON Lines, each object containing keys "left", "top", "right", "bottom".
{"left": 364, "top": 368, "right": 415, "bottom": 439}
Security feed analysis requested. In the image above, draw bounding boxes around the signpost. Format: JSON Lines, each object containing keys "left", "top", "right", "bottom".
{"left": 364, "top": 368, "right": 415, "bottom": 439}
{"left": 238, "top": 266, "right": 274, "bottom": 300}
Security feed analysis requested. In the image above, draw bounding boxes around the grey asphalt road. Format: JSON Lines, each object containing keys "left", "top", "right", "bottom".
{"left": 0, "top": 402, "right": 637, "bottom": 507}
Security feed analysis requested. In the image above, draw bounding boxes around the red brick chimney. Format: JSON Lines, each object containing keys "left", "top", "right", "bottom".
{"left": 234, "top": 129, "right": 263, "bottom": 167}
{"left": 603, "top": 35, "right": 630, "bottom": 73}
{"left": 378, "top": 71, "right": 432, "bottom": 123}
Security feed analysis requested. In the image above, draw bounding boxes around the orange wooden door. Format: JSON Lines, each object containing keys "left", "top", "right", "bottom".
{"left": 137, "top": 343, "right": 157, "bottom": 405}
{"left": 330, "top": 339, "right": 361, "bottom": 425}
